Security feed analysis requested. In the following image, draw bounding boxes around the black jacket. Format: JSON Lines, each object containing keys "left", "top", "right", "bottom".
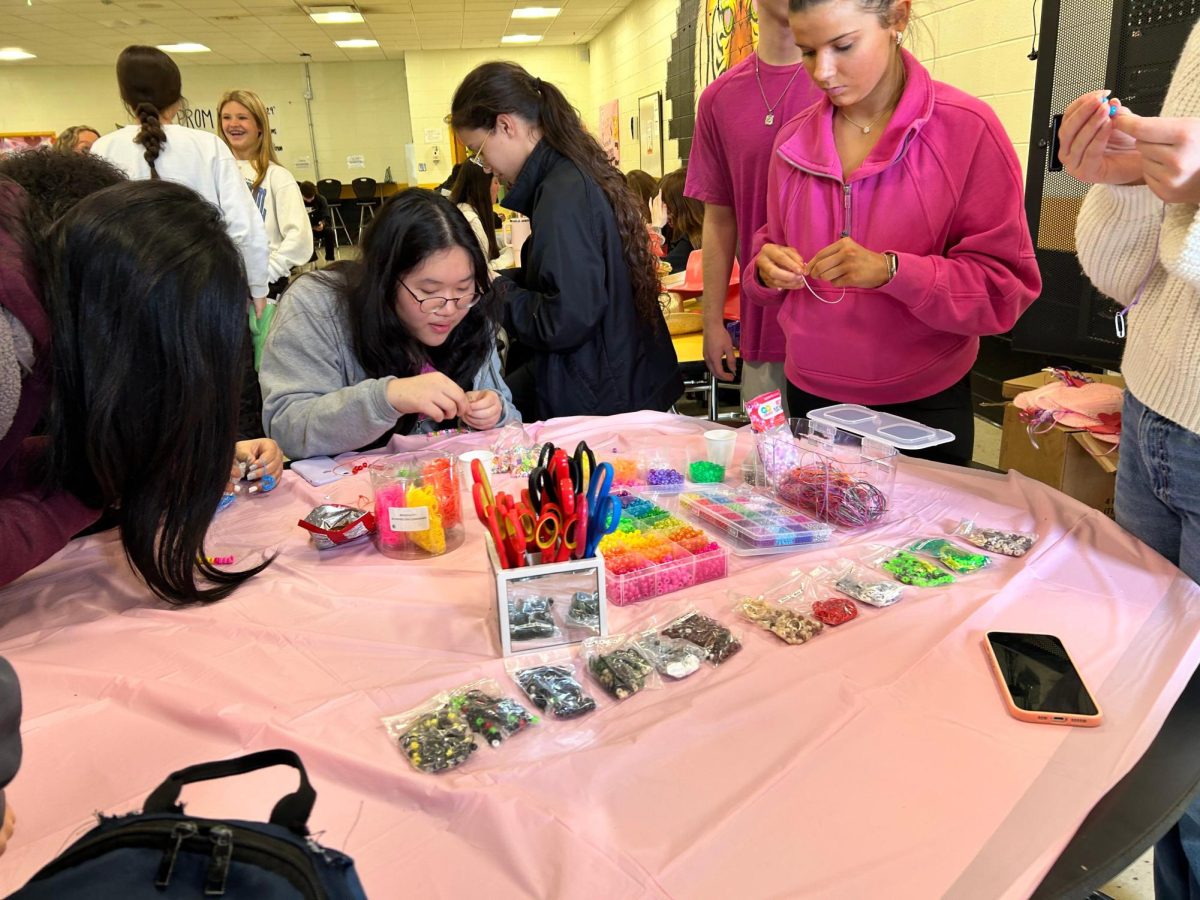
{"left": 498, "top": 142, "right": 682, "bottom": 420}
{"left": 664, "top": 233, "right": 696, "bottom": 275}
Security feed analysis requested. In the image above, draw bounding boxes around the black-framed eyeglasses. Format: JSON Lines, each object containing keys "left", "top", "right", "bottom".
{"left": 400, "top": 280, "right": 482, "bottom": 314}
{"left": 469, "top": 130, "right": 492, "bottom": 170}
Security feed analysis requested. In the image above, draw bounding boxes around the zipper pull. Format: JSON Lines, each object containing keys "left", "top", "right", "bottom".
{"left": 842, "top": 183, "right": 852, "bottom": 238}
{"left": 155, "top": 821, "right": 198, "bottom": 888}
{"left": 204, "top": 825, "right": 234, "bottom": 896}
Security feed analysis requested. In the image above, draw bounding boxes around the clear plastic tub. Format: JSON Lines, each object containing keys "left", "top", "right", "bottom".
{"left": 605, "top": 451, "right": 688, "bottom": 494}
{"left": 678, "top": 485, "right": 833, "bottom": 556}
{"left": 756, "top": 418, "right": 897, "bottom": 529}
{"left": 599, "top": 496, "right": 729, "bottom": 605}
{"left": 370, "top": 452, "right": 464, "bottom": 559}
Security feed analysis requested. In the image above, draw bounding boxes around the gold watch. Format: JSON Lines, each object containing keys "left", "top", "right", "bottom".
{"left": 883, "top": 251, "right": 899, "bottom": 283}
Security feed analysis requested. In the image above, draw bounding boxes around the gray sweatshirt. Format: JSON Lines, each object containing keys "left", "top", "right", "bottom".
{"left": 260, "top": 272, "right": 519, "bottom": 460}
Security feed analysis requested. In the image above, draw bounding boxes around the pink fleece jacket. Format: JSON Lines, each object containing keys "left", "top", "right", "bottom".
{"left": 744, "top": 51, "right": 1041, "bottom": 404}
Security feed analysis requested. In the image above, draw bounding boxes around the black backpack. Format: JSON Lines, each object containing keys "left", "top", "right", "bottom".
{"left": 11, "top": 749, "right": 368, "bottom": 899}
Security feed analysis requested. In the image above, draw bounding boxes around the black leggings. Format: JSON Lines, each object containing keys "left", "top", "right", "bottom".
{"left": 786, "top": 374, "right": 975, "bottom": 467}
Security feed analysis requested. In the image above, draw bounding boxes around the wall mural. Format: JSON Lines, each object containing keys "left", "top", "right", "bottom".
{"left": 704, "top": 0, "right": 758, "bottom": 84}
{"left": 664, "top": 0, "right": 758, "bottom": 161}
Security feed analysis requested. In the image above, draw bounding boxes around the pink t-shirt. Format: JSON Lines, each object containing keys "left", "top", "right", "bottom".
{"left": 685, "top": 53, "right": 822, "bottom": 362}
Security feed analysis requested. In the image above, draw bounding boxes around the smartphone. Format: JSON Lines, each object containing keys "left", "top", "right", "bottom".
{"left": 983, "top": 632, "right": 1103, "bottom": 727}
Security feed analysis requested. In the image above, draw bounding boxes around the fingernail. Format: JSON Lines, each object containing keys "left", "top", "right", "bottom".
{"left": 248, "top": 485, "right": 260, "bottom": 494}
{"left": 233, "top": 484, "right": 243, "bottom": 494}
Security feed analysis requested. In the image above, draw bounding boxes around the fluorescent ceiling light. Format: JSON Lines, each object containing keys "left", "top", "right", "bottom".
{"left": 0, "top": 47, "right": 36, "bottom": 60}
{"left": 335, "top": 38, "right": 378, "bottom": 47}
{"left": 308, "top": 6, "right": 364, "bottom": 24}
{"left": 511, "top": 6, "right": 560, "bottom": 18}
{"left": 157, "top": 42, "right": 210, "bottom": 52}
{"left": 501, "top": 33, "right": 542, "bottom": 43}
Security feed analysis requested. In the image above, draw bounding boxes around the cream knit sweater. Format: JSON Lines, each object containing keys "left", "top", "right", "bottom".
{"left": 1076, "top": 21, "right": 1200, "bottom": 436}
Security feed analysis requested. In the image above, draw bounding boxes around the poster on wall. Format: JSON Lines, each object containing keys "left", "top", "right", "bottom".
{"left": 598, "top": 99, "right": 620, "bottom": 165}
{"left": 0, "top": 132, "right": 54, "bottom": 155}
{"left": 638, "top": 93, "right": 663, "bottom": 178}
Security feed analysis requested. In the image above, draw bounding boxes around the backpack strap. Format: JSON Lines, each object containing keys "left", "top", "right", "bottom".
{"left": 142, "top": 749, "right": 316, "bottom": 837}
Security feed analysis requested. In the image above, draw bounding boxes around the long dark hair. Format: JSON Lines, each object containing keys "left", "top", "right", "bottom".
{"left": 450, "top": 62, "right": 662, "bottom": 324}
{"left": 315, "top": 188, "right": 501, "bottom": 435}
{"left": 42, "top": 180, "right": 267, "bottom": 604}
{"left": 448, "top": 163, "right": 499, "bottom": 260}
{"left": 115, "top": 45, "right": 183, "bottom": 179}
{"left": 659, "top": 168, "right": 703, "bottom": 247}
{"left": 625, "top": 170, "right": 658, "bottom": 223}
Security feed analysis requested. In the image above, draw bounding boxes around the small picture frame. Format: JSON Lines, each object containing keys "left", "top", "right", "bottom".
{"left": 637, "top": 92, "right": 664, "bottom": 178}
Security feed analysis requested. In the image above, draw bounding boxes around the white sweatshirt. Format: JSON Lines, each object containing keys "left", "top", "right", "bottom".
{"left": 1076, "top": 20, "right": 1200, "bottom": 436}
{"left": 93, "top": 123, "right": 270, "bottom": 298}
{"left": 236, "top": 160, "right": 313, "bottom": 285}
{"left": 456, "top": 203, "right": 514, "bottom": 271}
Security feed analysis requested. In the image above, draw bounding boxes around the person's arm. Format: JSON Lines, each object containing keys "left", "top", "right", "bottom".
{"left": 497, "top": 187, "right": 610, "bottom": 353}
{"left": 212, "top": 153, "right": 270, "bottom": 300}
{"left": 267, "top": 171, "right": 314, "bottom": 282}
{"left": 0, "top": 479, "right": 100, "bottom": 587}
{"left": 259, "top": 284, "right": 401, "bottom": 459}
{"left": 699, "top": 206, "right": 739, "bottom": 380}
{"left": 875, "top": 126, "right": 1042, "bottom": 336}
{"left": 1075, "top": 184, "right": 1165, "bottom": 305}
{"left": 686, "top": 88, "right": 741, "bottom": 381}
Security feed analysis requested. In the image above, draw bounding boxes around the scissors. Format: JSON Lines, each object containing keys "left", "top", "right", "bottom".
{"left": 472, "top": 479, "right": 525, "bottom": 569}
{"left": 528, "top": 452, "right": 577, "bottom": 516}
{"left": 583, "top": 461, "right": 619, "bottom": 558}
{"left": 505, "top": 496, "right": 559, "bottom": 555}
{"left": 572, "top": 441, "right": 596, "bottom": 494}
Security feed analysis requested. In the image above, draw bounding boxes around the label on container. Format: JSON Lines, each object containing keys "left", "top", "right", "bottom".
{"left": 389, "top": 507, "right": 430, "bottom": 532}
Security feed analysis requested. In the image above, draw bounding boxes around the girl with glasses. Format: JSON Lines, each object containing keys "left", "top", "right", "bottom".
{"left": 450, "top": 62, "right": 682, "bottom": 420}
{"left": 259, "top": 189, "right": 519, "bottom": 459}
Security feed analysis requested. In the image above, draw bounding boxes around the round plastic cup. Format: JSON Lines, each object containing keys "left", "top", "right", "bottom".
{"left": 369, "top": 452, "right": 463, "bottom": 560}
{"left": 703, "top": 429, "right": 737, "bottom": 467}
{"left": 458, "top": 450, "right": 496, "bottom": 487}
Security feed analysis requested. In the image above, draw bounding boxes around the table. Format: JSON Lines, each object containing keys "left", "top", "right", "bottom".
{"left": 2, "top": 412, "right": 1198, "bottom": 898}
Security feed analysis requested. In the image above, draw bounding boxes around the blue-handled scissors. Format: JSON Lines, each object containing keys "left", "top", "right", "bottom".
{"left": 583, "top": 461, "right": 619, "bottom": 558}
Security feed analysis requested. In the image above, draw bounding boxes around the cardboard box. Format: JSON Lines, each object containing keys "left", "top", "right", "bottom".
{"left": 998, "top": 373, "right": 1124, "bottom": 517}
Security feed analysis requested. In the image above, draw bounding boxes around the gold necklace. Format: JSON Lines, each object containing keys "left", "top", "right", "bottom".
{"left": 839, "top": 69, "right": 906, "bottom": 135}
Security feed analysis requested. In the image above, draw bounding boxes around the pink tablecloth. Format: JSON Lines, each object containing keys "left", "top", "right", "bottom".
{"left": 1, "top": 412, "right": 1198, "bottom": 899}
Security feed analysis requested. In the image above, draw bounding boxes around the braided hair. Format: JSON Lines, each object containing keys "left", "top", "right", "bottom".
{"left": 115, "top": 46, "right": 182, "bottom": 179}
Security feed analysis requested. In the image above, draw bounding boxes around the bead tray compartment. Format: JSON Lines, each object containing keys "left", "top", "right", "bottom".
{"left": 606, "top": 450, "right": 689, "bottom": 495}
{"left": 678, "top": 485, "right": 834, "bottom": 556}
{"left": 599, "top": 492, "right": 729, "bottom": 606}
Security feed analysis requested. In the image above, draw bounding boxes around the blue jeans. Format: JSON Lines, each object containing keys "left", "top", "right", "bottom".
{"left": 1118, "top": 392, "right": 1200, "bottom": 900}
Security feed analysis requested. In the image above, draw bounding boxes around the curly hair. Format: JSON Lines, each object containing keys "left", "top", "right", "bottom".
{"left": 115, "top": 45, "right": 182, "bottom": 179}
{"left": 450, "top": 62, "right": 663, "bottom": 325}
{"left": 0, "top": 147, "right": 126, "bottom": 234}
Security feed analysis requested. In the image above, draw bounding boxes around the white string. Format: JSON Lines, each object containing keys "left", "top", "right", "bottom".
{"left": 800, "top": 274, "right": 845, "bottom": 305}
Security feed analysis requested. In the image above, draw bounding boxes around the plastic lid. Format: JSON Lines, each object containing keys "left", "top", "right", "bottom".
{"left": 678, "top": 486, "right": 833, "bottom": 554}
{"left": 805, "top": 404, "right": 955, "bottom": 451}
